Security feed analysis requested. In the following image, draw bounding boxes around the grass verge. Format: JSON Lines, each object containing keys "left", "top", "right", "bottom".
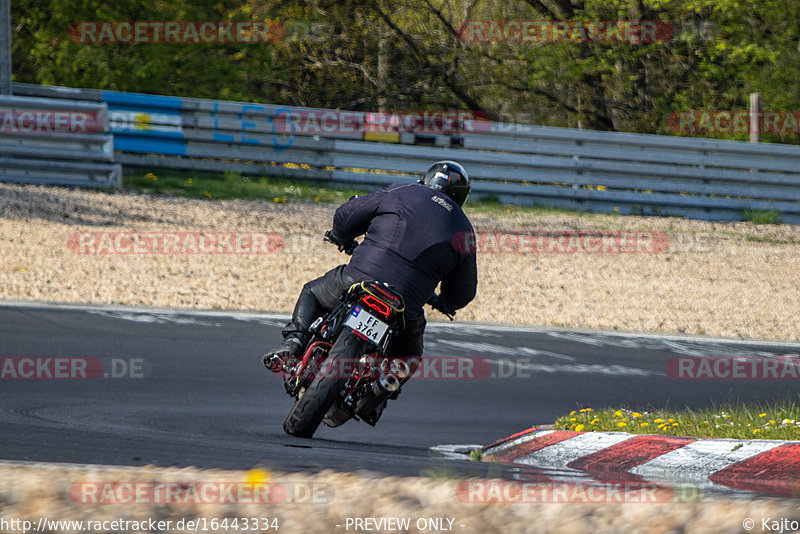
{"left": 743, "top": 208, "right": 782, "bottom": 225}
{"left": 553, "top": 399, "right": 800, "bottom": 440}
{"left": 124, "top": 168, "right": 369, "bottom": 204}
{"left": 123, "top": 168, "right": 585, "bottom": 215}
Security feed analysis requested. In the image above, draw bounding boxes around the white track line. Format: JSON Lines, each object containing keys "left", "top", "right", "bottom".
{"left": 3, "top": 299, "right": 799, "bottom": 346}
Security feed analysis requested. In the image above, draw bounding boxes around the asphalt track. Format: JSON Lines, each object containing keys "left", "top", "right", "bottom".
{"left": 1, "top": 302, "right": 799, "bottom": 489}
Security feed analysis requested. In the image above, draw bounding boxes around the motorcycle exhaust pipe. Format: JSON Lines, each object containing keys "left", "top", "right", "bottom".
{"left": 355, "top": 372, "right": 400, "bottom": 418}
{"left": 389, "top": 359, "right": 410, "bottom": 380}
{"left": 378, "top": 373, "right": 400, "bottom": 393}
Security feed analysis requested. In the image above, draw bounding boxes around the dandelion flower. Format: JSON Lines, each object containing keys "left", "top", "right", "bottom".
{"left": 575, "top": 424, "right": 585, "bottom": 432}
{"left": 618, "top": 422, "right": 627, "bottom": 428}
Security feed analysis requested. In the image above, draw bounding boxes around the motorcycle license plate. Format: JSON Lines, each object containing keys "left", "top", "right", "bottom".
{"left": 344, "top": 306, "right": 388, "bottom": 345}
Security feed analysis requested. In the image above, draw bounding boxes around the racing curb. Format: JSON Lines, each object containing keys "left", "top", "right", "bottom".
{"left": 482, "top": 428, "right": 800, "bottom": 497}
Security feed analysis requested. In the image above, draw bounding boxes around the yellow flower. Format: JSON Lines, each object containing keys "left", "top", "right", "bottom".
{"left": 672, "top": 423, "right": 678, "bottom": 427}
{"left": 274, "top": 197, "right": 281, "bottom": 203}
{"left": 632, "top": 412, "right": 642, "bottom": 418}
{"left": 618, "top": 422, "right": 627, "bottom": 428}
{"left": 769, "top": 420, "right": 776, "bottom": 425}
{"left": 667, "top": 418, "right": 674, "bottom": 423}
{"left": 613, "top": 410, "right": 623, "bottom": 417}
{"left": 759, "top": 413, "right": 767, "bottom": 418}
{"left": 654, "top": 418, "right": 664, "bottom": 423}
{"left": 188, "top": 178, "right": 193, "bottom": 185}
{"left": 569, "top": 417, "right": 577, "bottom": 421}
{"left": 640, "top": 422, "right": 649, "bottom": 427}
{"left": 144, "top": 172, "right": 158, "bottom": 181}
{"left": 244, "top": 468, "right": 271, "bottom": 485}
{"left": 570, "top": 411, "right": 576, "bottom": 416}
{"left": 575, "top": 424, "right": 585, "bottom": 432}
{"left": 203, "top": 191, "right": 212, "bottom": 198}
{"left": 753, "top": 429, "right": 760, "bottom": 433}
{"left": 590, "top": 418, "right": 599, "bottom": 425}
{"left": 580, "top": 408, "right": 593, "bottom": 413}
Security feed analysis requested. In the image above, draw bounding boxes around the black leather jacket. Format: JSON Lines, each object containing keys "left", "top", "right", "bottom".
{"left": 330, "top": 183, "right": 478, "bottom": 317}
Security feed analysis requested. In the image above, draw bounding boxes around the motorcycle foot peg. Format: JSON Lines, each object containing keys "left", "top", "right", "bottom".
{"left": 267, "top": 355, "right": 283, "bottom": 373}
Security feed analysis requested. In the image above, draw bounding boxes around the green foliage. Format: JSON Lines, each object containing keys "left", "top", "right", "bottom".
{"left": 743, "top": 208, "right": 782, "bottom": 225}
{"left": 554, "top": 399, "right": 800, "bottom": 440}
{"left": 10, "top": 0, "right": 800, "bottom": 143}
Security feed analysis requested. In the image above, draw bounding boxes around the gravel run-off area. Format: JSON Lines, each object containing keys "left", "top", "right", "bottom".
{"left": 1, "top": 462, "right": 799, "bottom": 534}
{"left": 1, "top": 182, "right": 798, "bottom": 341}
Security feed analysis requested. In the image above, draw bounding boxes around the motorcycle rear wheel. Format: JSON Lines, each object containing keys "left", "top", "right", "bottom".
{"left": 282, "top": 330, "right": 363, "bottom": 438}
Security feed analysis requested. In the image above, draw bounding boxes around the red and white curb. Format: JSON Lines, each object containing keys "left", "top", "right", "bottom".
{"left": 482, "top": 428, "right": 800, "bottom": 497}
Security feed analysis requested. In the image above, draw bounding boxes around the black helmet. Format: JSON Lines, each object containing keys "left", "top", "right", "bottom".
{"left": 418, "top": 160, "right": 471, "bottom": 207}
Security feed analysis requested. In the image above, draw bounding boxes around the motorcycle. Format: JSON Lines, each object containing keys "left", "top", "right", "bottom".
{"left": 270, "top": 230, "right": 453, "bottom": 438}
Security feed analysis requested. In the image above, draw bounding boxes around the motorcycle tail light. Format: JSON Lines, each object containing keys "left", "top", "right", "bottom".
{"left": 362, "top": 295, "right": 391, "bottom": 317}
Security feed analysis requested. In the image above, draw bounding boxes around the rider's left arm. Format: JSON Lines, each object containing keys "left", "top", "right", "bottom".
{"left": 331, "top": 188, "right": 386, "bottom": 242}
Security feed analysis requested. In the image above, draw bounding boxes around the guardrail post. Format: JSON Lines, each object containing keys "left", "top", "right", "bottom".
{"left": 749, "top": 93, "right": 761, "bottom": 143}
{"left": 0, "top": 0, "right": 11, "bottom": 94}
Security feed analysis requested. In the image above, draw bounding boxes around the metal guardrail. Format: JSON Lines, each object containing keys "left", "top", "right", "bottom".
{"left": 11, "top": 82, "right": 800, "bottom": 222}
{"left": 0, "top": 93, "right": 121, "bottom": 188}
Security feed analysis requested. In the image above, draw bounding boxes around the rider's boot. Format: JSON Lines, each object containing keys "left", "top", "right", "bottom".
{"left": 262, "top": 334, "right": 305, "bottom": 374}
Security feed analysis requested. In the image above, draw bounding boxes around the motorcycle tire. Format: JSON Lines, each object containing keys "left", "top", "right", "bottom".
{"left": 282, "top": 329, "right": 363, "bottom": 438}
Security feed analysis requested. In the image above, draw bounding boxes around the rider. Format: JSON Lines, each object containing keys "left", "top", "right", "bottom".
{"left": 262, "top": 160, "right": 478, "bottom": 373}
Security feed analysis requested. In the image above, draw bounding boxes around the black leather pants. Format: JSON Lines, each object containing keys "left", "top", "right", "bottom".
{"left": 282, "top": 264, "right": 426, "bottom": 357}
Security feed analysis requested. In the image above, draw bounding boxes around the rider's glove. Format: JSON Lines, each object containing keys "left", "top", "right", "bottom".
{"left": 427, "top": 294, "right": 457, "bottom": 317}
{"left": 324, "top": 229, "right": 358, "bottom": 255}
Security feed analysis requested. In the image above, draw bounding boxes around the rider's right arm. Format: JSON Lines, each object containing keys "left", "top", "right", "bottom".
{"left": 331, "top": 188, "right": 387, "bottom": 243}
